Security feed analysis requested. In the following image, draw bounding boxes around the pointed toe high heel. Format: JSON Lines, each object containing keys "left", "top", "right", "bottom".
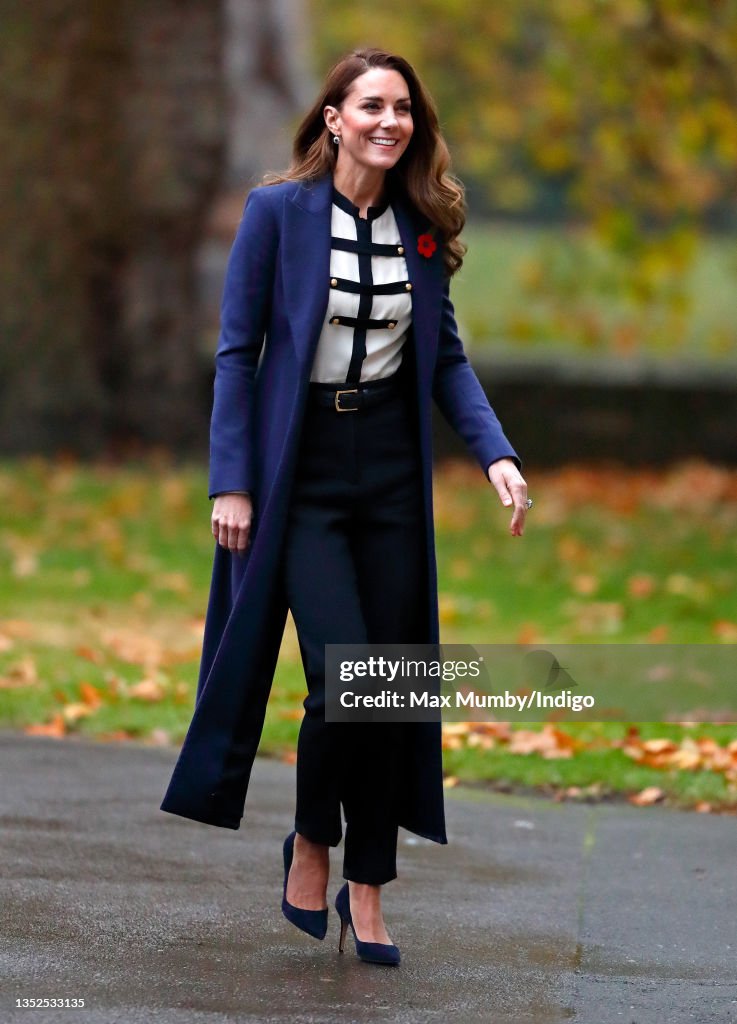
{"left": 281, "top": 831, "right": 328, "bottom": 940}
{"left": 335, "top": 882, "right": 401, "bottom": 966}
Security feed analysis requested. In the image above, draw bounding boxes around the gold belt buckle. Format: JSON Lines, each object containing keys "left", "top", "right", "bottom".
{"left": 335, "top": 388, "right": 358, "bottom": 412}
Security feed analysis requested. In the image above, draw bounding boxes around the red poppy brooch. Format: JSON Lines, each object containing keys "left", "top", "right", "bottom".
{"left": 417, "top": 230, "right": 438, "bottom": 258}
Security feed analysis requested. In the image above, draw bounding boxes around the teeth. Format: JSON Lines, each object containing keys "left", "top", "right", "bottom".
{"left": 369, "top": 138, "right": 397, "bottom": 147}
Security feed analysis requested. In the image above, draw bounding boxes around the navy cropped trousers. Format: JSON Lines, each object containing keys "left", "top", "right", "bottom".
{"left": 281, "top": 367, "right": 426, "bottom": 885}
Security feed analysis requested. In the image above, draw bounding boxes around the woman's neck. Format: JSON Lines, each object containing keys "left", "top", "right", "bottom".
{"left": 332, "top": 164, "right": 387, "bottom": 217}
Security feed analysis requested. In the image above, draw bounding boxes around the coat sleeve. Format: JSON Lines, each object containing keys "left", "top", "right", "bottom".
{"left": 432, "top": 280, "right": 522, "bottom": 476}
{"left": 208, "top": 188, "right": 279, "bottom": 499}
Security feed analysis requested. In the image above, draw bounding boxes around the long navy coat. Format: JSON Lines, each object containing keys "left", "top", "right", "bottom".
{"left": 160, "top": 172, "right": 520, "bottom": 841}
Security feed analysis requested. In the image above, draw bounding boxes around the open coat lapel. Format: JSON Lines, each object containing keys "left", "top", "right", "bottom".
{"left": 281, "top": 176, "right": 333, "bottom": 369}
{"left": 392, "top": 197, "right": 445, "bottom": 387}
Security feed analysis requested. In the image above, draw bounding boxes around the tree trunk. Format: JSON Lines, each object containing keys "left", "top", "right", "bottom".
{"left": 0, "top": 0, "right": 306, "bottom": 456}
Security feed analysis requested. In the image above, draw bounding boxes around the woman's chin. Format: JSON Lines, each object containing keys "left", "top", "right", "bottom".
{"left": 359, "top": 153, "right": 404, "bottom": 173}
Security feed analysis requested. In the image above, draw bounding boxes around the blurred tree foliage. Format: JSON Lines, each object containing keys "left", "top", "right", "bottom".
{"left": 312, "top": 0, "right": 737, "bottom": 350}
{"left": 312, "top": 0, "right": 737, "bottom": 224}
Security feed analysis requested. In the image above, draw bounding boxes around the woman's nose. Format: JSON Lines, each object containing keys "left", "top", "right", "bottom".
{"left": 380, "top": 112, "right": 398, "bottom": 128}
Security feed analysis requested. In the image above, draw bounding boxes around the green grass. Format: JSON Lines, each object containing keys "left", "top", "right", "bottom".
{"left": 443, "top": 739, "right": 734, "bottom": 808}
{"left": 452, "top": 222, "right": 737, "bottom": 362}
{"left": 1, "top": 457, "right": 736, "bottom": 812}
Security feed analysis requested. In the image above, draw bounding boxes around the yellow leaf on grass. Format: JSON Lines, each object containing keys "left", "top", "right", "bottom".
{"left": 10, "top": 548, "right": 39, "bottom": 578}
{"left": 647, "top": 625, "right": 670, "bottom": 642}
{"left": 0, "top": 657, "right": 38, "bottom": 688}
{"left": 713, "top": 620, "right": 737, "bottom": 641}
{"left": 508, "top": 725, "right": 574, "bottom": 758}
{"left": 76, "top": 646, "right": 104, "bottom": 664}
{"left": 148, "top": 728, "right": 171, "bottom": 746}
{"left": 629, "top": 786, "right": 665, "bottom": 806}
{"left": 572, "top": 574, "right": 599, "bottom": 595}
{"left": 129, "top": 678, "right": 167, "bottom": 701}
{"left": 442, "top": 722, "right": 472, "bottom": 736}
{"left": 438, "top": 595, "right": 459, "bottom": 624}
{"left": 516, "top": 623, "right": 541, "bottom": 645}
{"left": 62, "top": 703, "right": 95, "bottom": 723}
{"left": 471, "top": 721, "right": 512, "bottom": 740}
{"left": 97, "top": 730, "right": 136, "bottom": 742}
{"left": 24, "top": 714, "right": 66, "bottom": 738}
{"left": 642, "top": 739, "right": 678, "bottom": 754}
{"left": 1, "top": 620, "right": 35, "bottom": 639}
{"left": 628, "top": 574, "right": 655, "bottom": 598}
{"left": 450, "top": 558, "right": 472, "bottom": 581}
{"left": 278, "top": 708, "right": 304, "bottom": 720}
{"left": 623, "top": 743, "right": 644, "bottom": 761}
{"left": 79, "top": 681, "right": 104, "bottom": 708}
{"left": 466, "top": 732, "right": 495, "bottom": 749}
{"left": 157, "top": 573, "right": 191, "bottom": 595}
{"left": 667, "top": 748, "right": 702, "bottom": 771}
{"left": 102, "top": 629, "right": 163, "bottom": 669}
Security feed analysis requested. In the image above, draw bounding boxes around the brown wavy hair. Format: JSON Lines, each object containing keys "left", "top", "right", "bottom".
{"left": 264, "top": 48, "right": 466, "bottom": 278}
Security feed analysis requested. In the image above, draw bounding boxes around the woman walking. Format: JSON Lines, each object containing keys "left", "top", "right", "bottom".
{"left": 160, "top": 48, "right": 529, "bottom": 965}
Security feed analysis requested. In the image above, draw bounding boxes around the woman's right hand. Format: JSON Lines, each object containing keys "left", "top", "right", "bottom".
{"left": 211, "top": 493, "right": 253, "bottom": 556}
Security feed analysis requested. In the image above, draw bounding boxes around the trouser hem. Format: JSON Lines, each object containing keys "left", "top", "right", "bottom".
{"left": 294, "top": 820, "right": 343, "bottom": 848}
{"left": 342, "top": 869, "right": 398, "bottom": 885}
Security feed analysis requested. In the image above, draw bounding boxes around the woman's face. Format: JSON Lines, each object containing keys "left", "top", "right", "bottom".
{"left": 325, "top": 68, "right": 414, "bottom": 175}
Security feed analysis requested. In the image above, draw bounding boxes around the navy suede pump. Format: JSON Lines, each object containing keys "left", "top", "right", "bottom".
{"left": 335, "top": 882, "right": 401, "bottom": 965}
{"left": 281, "top": 831, "right": 328, "bottom": 940}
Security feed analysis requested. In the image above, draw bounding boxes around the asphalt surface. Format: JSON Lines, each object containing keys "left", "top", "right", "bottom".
{"left": 1, "top": 731, "right": 735, "bottom": 1024}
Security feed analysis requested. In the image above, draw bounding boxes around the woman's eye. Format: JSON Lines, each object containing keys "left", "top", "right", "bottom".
{"left": 362, "top": 102, "right": 411, "bottom": 114}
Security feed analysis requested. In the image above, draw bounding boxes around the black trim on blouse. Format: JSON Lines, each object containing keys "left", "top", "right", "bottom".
{"left": 331, "top": 185, "right": 390, "bottom": 221}
{"left": 328, "top": 186, "right": 409, "bottom": 385}
{"left": 330, "top": 277, "right": 412, "bottom": 296}
{"left": 329, "top": 315, "right": 399, "bottom": 330}
{"left": 330, "top": 237, "right": 406, "bottom": 258}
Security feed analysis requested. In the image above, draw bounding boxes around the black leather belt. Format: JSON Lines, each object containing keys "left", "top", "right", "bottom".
{"left": 307, "top": 373, "right": 404, "bottom": 412}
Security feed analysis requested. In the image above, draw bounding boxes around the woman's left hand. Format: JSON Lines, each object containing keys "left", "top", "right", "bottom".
{"left": 488, "top": 458, "right": 529, "bottom": 537}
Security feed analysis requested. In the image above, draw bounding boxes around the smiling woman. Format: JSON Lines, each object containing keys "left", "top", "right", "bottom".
{"left": 273, "top": 50, "right": 472, "bottom": 278}
{"left": 160, "top": 47, "right": 528, "bottom": 969}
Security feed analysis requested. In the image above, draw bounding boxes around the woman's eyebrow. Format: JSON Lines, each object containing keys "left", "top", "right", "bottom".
{"left": 359, "top": 94, "right": 412, "bottom": 103}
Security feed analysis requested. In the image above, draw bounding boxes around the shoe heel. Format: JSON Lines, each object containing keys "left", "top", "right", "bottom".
{"left": 334, "top": 880, "right": 400, "bottom": 966}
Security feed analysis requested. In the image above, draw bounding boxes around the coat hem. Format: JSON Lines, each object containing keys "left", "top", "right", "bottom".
{"left": 159, "top": 801, "right": 242, "bottom": 830}
{"left": 399, "top": 820, "right": 448, "bottom": 845}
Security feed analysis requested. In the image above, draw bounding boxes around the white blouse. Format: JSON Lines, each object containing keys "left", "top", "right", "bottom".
{"left": 309, "top": 187, "right": 413, "bottom": 384}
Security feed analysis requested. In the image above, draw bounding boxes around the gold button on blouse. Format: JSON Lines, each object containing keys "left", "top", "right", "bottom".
{"left": 405, "top": 282, "right": 412, "bottom": 291}
{"left": 330, "top": 278, "right": 338, "bottom": 287}
{"left": 331, "top": 317, "right": 340, "bottom": 325}
{"left": 388, "top": 322, "right": 396, "bottom": 330}
{"left": 397, "top": 246, "right": 404, "bottom": 255}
